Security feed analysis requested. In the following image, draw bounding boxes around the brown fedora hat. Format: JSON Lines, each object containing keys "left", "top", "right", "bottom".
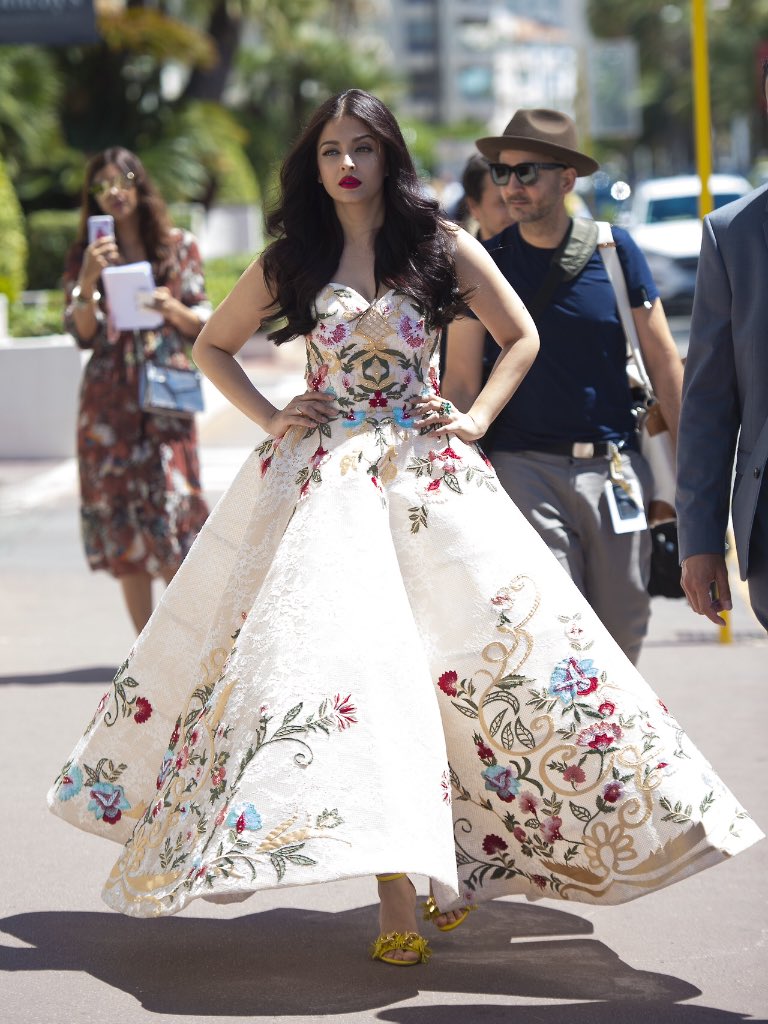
{"left": 475, "top": 109, "right": 598, "bottom": 177}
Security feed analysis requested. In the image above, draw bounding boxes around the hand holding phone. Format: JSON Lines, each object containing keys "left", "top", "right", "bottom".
{"left": 87, "top": 215, "right": 115, "bottom": 245}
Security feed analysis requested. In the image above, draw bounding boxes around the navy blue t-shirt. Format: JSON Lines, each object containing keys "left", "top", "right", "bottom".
{"left": 476, "top": 222, "right": 659, "bottom": 452}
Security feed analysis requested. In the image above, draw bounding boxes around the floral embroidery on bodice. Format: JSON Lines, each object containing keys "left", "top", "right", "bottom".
{"left": 306, "top": 284, "right": 441, "bottom": 428}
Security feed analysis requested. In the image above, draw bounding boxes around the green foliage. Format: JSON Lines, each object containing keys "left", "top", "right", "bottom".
{"left": 97, "top": 9, "right": 217, "bottom": 68}
{"left": 204, "top": 254, "right": 254, "bottom": 308}
{"left": 0, "top": 154, "right": 28, "bottom": 302}
{"left": 588, "top": 0, "right": 768, "bottom": 168}
{"left": 25, "top": 209, "right": 79, "bottom": 290}
{"left": 142, "top": 103, "right": 260, "bottom": 205}
{"left": 8, "top": 291, "right": 64, "bottom": 338}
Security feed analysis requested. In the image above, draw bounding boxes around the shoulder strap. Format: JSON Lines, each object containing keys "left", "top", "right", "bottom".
{"left": 526, "top": 217, "right": 599, "bottom": 320}
{"left": 596, "top": 221, "right": 652, "bottom": 392}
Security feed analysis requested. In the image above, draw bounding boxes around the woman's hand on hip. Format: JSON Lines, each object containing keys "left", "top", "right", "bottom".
{"left": 265, "top": 390, "right": 338, "bottom": 436}
{"left": 412, "top": 395, "right": 485, "bottom": 442}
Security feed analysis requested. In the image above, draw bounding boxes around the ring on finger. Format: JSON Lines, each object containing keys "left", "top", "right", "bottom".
{"left": 439, "top": 400, "right": 452, "bottom": 416}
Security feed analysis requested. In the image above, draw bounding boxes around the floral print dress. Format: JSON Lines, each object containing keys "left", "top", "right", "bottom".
{"left": 64, "top": 229, "right": 209, "bottom": 579}
{"left": 49, "top": 284, "right": 762, "bottom": 918}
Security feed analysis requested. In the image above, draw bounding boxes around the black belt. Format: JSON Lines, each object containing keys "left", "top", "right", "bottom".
{"left": 524, "top": 439, "right": 636, "bottom": 459}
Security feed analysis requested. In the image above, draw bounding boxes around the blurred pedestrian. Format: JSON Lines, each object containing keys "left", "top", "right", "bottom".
{"left": 64, "top": 147, "right": 210, "bottom": 634}
{"left": 443, "top": 109, "right": 684, "bottom": 663}
{"left": 460, "top": 152, "right": 514, "bottom": 240}
{"left": 677, "top": 63, "right": 768, "bottom": 632}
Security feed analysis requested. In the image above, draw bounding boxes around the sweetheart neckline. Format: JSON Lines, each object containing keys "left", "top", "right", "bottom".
{"left": 325, "top": 282, "right": 397, "bottom": 307}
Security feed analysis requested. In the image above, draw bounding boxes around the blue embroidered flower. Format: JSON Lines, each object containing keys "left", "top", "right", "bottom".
{"left": 87, "top": 781, "right": 131, "bottom": 825}
{"left": 548, "top": 657, "right": 600, "bottom": 704}
{"left": 482, "top": 764, "right": 520, "bottom": 803}
{"left": 341, "top": 410, "right": 366, "bottom": 429}
{"left": 225, "top": 803, "right": 263, "bottom": 834}
{"left": 57, "top": 764, "right": 83, "bottom": 801}
{"left": 393, "top": 406, "right": 415, "bottom": 428}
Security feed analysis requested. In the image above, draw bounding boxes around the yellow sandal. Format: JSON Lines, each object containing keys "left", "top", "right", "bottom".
{"left": 371, "top": 874, "right": 432, "bottom": 966}
{"left": 422, "top": 894, "right": 477, "bottom": 933}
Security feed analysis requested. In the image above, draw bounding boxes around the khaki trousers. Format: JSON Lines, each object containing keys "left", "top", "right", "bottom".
{"left": 492, "top": 448, "right": 653, "bottom": 664}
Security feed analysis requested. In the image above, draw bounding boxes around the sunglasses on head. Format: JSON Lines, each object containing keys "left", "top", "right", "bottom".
{"left": 487, "top": 161, "right": 567, "bottom": 187}
{"left": 89, "top": 171, "right": 136, "bottom": 197}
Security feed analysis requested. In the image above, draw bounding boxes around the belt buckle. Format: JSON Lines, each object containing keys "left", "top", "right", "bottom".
{"left": 571, "top": 442, "right": 594, "bottom": 458}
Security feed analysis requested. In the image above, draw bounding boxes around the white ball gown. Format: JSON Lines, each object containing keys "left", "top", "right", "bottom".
{"left": 48, "top": 284, "right": 763, "bottom": 918}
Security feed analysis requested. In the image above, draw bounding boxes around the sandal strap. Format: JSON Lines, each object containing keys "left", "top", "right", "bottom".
{"left": 370, "top": 931, "right": 432, "bottom": 963}
{"left": 376, "top": 872, "right": 407, "bottom": 883}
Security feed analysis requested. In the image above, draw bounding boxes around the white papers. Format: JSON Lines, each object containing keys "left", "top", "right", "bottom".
{"left": 101, "top": 261, "right": 164, "bottom": 331}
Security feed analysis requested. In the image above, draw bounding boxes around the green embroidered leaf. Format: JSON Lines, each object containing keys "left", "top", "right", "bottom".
{"left": 270, "top": 854, "right": 286, "bottom": 881}
{"left": 514, "top": 718, "right": 535, "bottom": 750}
{"left": 443, "top": 473, "right": 462, "bottom": 494}
{"left": 285, "top": 854, "right": 316, "bottom": 866}
{"left": 281, "top": 704, "right": 304, "bottom": 726}
{"left": 569, "top": 801, "right": 593, "bottom": 823}
{"left": 450, "top": 701, "right": 478, "bottom": 719}
{"left": 482, "top": 690, "right": 520, "bottom": 714}
{"left": 490, "top": 866, "right": 509, "bottom": 880}
{"left": 500, "top": 721, "right": 515, "bottom": 750}
{"left": 488, "top": 709, "right": 507, "bottom": 737}
{"left": 525, "top": 817, "right": 539, "bottom": 829}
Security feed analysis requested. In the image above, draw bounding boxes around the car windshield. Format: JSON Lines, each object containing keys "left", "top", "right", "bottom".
{"left": 645, "top": 193, "right": 743, "bottom": 222}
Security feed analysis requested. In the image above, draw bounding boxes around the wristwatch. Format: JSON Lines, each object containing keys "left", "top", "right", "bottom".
{"left": 71, "top": 283, "right": 101, "bottom": 306}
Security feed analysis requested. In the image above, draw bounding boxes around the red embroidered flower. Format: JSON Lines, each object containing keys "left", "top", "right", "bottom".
{"left": 368, "top": 390, "right": 388, "bottom": 408}
{"left": 151, "top": 799, "right": 163, "bottom": 818}
{"left": 260, "top": 455, "right": 272, "bottom": 477}
{"left": 562, "top": 764, "right": 586, "bottom": 784}
{"left": 576, "top": 721, "right": 623, "bottom": 751}
{"left": 519, "top": 791, "right": 539, "bottom": 813}
{"left": 169, "top": 724, "right": 180, "bottom": 749}
{"left": 513, "top": 826, "right": 527, "bottom": 843}
{"left": 95, "top": 690, "right": 109, "bottom": 716}
{"left": 309, "top": 364, "right": 329, "bottom": 390}
{"left": 333, "top": 693, "right": 358, "bottom": 730}
{"left": 476, "top": 739, "right": 494, "bottom": 762}
{"left": 656, "top": 761, "right": 669, "bottom": 770}
{"left": 429, "top": 366, "right": 440, "bottom": 395}
{"left": 438, "top": 670, "right": 458, "bottom": 696}
{"left": 427, "top": 478, "right": 441, "bottom": 492}
{"left": 211, "top": 765, "right": 226, "bottom": 787}
{"left": 541, "top": 816, "right": 563, "bottom": 843}
{"left": 658, "top": 698, "right": 669, "bottom": 714}
{"left": 531, "top": 874, "right": 547, "bottom": 890}
{"left": 603, "top": 781, "right": 624, "bottom": 803}
{"left": 310, "top": 445, "right": 328, "bottom": 469}
{"left": 214, "top": 807, "right": 227, "bottom": 827}
{"left": 598, "top": 701, "right": 616, "bottom": 718}
{"left": 236, "top": 812, "right": 247, "bottom": 834}
{"left": 300, "top": 479, "right": 311, "bottom": 498}
{"left": 482, "top": 834, "right": 508, "bottom": 855}
{"left": 133, "top": 696, "right": 153, "bottom": 724}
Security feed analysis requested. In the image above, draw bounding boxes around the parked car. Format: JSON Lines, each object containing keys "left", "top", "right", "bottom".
{"left": 621, "top": 174, "right": 752, "bottom": 313}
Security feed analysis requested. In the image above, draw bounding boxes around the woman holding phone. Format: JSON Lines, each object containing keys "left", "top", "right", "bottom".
{"left": 64, "top": 147, "right": 210, "bottom": 633}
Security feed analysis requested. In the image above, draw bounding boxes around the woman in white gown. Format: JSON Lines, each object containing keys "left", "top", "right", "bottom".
{"left": 48, "top": 89, "right": 762, "bottom": 967}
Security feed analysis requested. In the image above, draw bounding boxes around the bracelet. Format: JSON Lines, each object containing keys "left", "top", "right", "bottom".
{"left": 71, "top": 283, "right": 101, "bottom": 307}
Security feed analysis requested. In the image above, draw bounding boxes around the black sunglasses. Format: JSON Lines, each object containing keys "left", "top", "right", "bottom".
{"left": 487, "top": 161, "right": 567, "bottom": 187}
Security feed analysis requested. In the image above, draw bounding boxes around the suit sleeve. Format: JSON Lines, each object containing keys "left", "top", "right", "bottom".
{"left": 676, "top": 214, "right": 741, "bottom": 560}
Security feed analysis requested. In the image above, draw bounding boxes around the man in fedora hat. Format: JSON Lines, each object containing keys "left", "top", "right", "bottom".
{"left": 443, "top": 109, "right": 684, "bottom": 662}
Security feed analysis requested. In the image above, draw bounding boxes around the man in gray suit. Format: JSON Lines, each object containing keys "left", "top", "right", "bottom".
{"left": 677, "top": 64, "right": 768, "bottom": 630}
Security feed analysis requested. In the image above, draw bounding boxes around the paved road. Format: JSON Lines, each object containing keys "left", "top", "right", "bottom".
{"left": 1, "top": 338, "right": 766, "bottom": 1024}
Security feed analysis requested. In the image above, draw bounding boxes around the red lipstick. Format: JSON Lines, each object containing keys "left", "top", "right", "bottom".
{"left": 339, "top": 176, "right": 361, "bottom": 189}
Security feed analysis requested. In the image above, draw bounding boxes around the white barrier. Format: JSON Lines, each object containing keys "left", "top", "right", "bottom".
{"left": 0, "top": 336, "right": 86, "bottom": 458}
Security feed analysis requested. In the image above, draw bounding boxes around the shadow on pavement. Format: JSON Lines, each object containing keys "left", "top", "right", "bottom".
{"left": 0, "top": 901, "right": 710, "bottom": 1019}
{"left": 0, "top": 666, "right": 118, "bottom": 686}
{"left": 379, "top": 1004, "right": 759, "bottom": 1024}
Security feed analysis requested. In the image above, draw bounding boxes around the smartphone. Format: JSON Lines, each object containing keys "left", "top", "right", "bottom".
{"left": 87, "top": 214, "right": 115, "bottom": 244}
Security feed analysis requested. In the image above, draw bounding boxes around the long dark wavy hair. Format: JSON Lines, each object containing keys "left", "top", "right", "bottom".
{"left": 71, "top": 147, "right": 175, "bottom": 282}
{"left": 261, "top": 89, "right": 469, "bottom": 344}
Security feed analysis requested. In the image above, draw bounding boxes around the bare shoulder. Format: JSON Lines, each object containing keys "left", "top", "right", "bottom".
{"left": 451, "top": 226, "right": 492, "bottom": 272}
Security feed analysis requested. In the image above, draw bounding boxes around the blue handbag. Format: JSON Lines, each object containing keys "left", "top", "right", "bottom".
{"left": 138, "top": 361, "right": 205, "bottom": 418}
